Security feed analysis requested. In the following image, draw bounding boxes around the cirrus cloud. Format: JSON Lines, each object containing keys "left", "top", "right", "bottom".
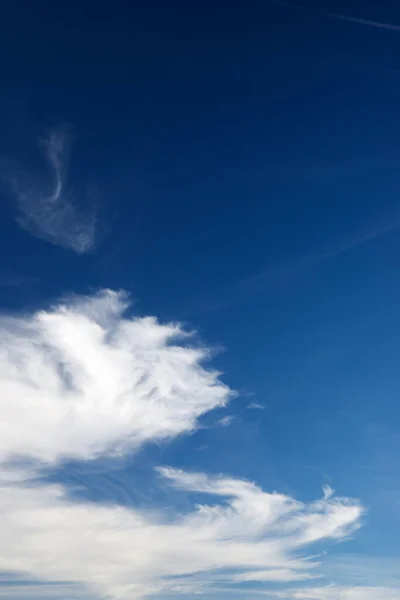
{"left": 7, "top": 126, "right": 98, "bottom": 253}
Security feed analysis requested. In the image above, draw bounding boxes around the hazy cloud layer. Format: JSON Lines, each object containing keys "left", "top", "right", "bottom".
{"left": 271, "top": 585, "right": 400, "bottom": 599}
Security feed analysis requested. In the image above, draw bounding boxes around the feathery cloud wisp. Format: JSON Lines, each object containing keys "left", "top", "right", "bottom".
{"left": 9, "top": 127, "right": 97, "bottom": 253}
{"left": 217, "top": 415, "right": 236, "bottom": 427}
{"left": 247, "top": 401, "right": 265, "bottom": 410}
{"left": 0, "top": 290, "right": 364, "bottom": 599}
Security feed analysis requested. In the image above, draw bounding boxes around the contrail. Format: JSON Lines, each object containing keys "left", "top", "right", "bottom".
{"left": 180, "top": 215, "right": 400, "bottom": 317}
{"left": 271, "top": 0, "right": 400, "bottom": 33}
{"left": 326, "top": 12, "right": 400, "bottom": 32}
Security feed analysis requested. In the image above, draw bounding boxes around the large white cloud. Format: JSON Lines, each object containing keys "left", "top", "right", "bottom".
{"left": 0, "top": 465, "right": 363, "bottom": 600}
{"left": 0, "top": 289, "right": 230, "bottom": 464}
{"left": 0, "top": 290, "right": 367, "bottom": 599}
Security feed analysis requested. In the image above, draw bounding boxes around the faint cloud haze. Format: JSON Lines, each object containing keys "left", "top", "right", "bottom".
{"left": 247, "top": 401, "right": 265, "bottom": 410}
{"left": 269, "top": 585, "right": 400, "bottom": 599}
{"left": 0, "top": 274, "right": 40, "bottom": 287}
{"left": 217, "top": 415, "right": 236, "bottom": 427}
{"left": 7, "top": 126, "right": 98, "bottom": 253}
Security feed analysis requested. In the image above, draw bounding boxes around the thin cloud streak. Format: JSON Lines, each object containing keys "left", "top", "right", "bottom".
{"left": 326, "top": 12, "right": 400, "bottom": 33}
{"left": 271, "top": 1, "right": 400, "bottom": 33}
{"left": 238, "top": 217, "right": 400, "bottom": 294}
{"left": 186, "top": 216, "right": 400, "bottom": 316}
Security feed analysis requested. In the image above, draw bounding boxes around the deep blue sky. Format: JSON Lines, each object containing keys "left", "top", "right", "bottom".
{"left": 1, "top": 1, "right": 400, "bottom": 598}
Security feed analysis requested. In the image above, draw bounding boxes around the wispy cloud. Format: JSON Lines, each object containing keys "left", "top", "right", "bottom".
{"left": 272, "top": 1, "right": 400, "bottom": 33}
{"left": 217, "top": 415, "right": 235, "bottom": 427}
{"left": 247, "top": 402, "right": 265, "bottom": 410}
{"left": 7, "top": 126, "right": 98, "bottom": 253}
{"left": 0, "top": 290, "right": 364, "bottom": 599}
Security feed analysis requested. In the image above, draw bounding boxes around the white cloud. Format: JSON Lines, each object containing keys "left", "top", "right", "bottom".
{"left": 0, "top": 289, "right": 230, "bottom": 464}
{"left": 9, "top": 126, "right": 97, "bottom": 253}
{"left": 159, "top": 468, "right": 362, "bottom": 547}
{"left": 217, "top": 415, "right": 235, "bottom": 427}
{"left": 0, "top": 289, "right": 366, "bottom": 599}
{"left": 247, "top": 402, "right": 265, "bottom": 410}
{"left": 0, "top": 465, "right": 363, "bottom": 600}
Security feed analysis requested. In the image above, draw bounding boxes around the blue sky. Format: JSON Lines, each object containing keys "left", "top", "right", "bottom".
{"left": 1, "top": 1, "right": 400, "bottom": 599}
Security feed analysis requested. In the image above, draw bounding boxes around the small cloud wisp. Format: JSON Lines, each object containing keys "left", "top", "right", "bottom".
{"left": 10, "top": 127, "right": 97, "bottom": 253}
